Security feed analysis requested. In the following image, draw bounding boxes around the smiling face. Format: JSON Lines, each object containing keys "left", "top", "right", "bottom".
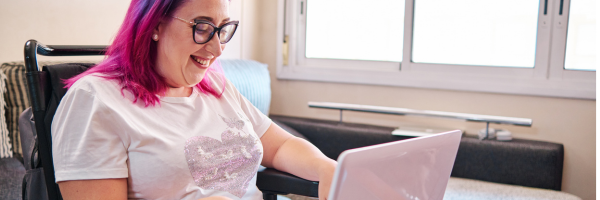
{"left": 154, "top": 0, "right": 230, "bottom": 93}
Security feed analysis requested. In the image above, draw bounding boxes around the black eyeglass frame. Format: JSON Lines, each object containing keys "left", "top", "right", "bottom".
{"left": 193, "top": 20, "right": 239, "bottom": 44}
{"left": 172, "top": 16, "right": 239, "bottom": 44}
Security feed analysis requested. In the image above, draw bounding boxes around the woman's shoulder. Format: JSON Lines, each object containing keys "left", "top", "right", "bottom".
{"left": 64, "top": 73, "right": 139, "bottom": 108}
{"left": 69, "top": 74, "right": 121, "bottom": 96}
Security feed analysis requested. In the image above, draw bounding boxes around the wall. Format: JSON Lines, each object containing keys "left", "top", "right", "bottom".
{"left": 0, "top": 1, "right": 595, "bottom": 200}
{"left": 0, "top": 0, "right": 129, "bottom": 63}
{"left": 0, "top": 0, "right": 242, "bottom": 63}
{"left": 242, "top": 0, "right": 596, "bottom": 200}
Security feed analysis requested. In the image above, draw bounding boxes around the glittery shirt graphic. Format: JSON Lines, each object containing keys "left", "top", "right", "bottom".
{"left": 184, "top": 114, "right": 262, "bottom": 198}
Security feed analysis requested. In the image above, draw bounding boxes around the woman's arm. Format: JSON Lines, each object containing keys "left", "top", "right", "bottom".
{"left": 58, "top": 179, "right": 128, "bottom": 200}
{"left": 260, "top": 122, "right": 337, "bottom": 200}
{"left": 59, "top": 179, "right": 233, "bottom": 200}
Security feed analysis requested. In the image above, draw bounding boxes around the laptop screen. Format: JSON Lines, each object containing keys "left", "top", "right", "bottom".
{"left": 327, "top": 130, "right": 462, "bottom": 200}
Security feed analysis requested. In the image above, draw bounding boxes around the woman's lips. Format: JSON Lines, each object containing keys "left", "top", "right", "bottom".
{"left": 191, "top": 55, "right": 210, "bottom": 67}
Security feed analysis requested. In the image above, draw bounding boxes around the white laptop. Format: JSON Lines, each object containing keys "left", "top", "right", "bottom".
{"left": 327, "top": 130, "right": 462, "bottom": 200}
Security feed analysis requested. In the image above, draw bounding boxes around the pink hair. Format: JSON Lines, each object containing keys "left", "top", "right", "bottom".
{"left": 64, "top": 0, "right": 225, "bottom": 107}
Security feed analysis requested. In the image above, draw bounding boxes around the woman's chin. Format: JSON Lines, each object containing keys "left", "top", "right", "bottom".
{"left": 184, "top": 73, "right": 207, "bottom": 86}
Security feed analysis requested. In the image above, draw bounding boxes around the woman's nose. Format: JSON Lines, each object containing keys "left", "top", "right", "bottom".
{"left": 205, "top": 33, "right": 223, "bottom": 58}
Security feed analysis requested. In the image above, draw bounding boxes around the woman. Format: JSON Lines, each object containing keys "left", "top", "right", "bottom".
{"left": 50, "top": 0, "right": 336, "bottom": 199}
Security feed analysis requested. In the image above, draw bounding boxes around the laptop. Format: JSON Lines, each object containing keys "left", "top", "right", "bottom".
{"left": 327, "top": 130, "right": 462, "bottom": 200}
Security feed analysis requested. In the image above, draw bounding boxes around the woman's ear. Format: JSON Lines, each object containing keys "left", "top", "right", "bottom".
{"left": 153, "top": 19, "right": 164, "bottom": 41}
{"left": 152, "top": 26, "right": 160, "bottom": 41}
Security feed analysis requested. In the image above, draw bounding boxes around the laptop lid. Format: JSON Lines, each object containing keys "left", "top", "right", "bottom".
{"left": 327, "top": 130, "right": 462, "bottom": 200}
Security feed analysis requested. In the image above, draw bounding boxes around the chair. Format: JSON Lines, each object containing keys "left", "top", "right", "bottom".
{"left": 23, "top": 39, "right": 318, "bottom": 200}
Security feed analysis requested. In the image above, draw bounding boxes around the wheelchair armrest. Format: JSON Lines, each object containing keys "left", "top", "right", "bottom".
{"left": 256, "top": 168, "right": 319, "bottom": 197}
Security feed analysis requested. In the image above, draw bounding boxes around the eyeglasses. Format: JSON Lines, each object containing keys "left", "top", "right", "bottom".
{"left": 173, "top": 16, "right": 239, "bottom": 44}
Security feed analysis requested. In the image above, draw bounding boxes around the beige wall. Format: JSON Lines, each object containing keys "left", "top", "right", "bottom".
{"left": 0, "top": 0, "right": 130, "bottom": 63}
{"left": 0, "top": 0, "right": 242, "bottom": 63}
{"left": 243, "top": 0, "right": 596, "bottom": 200}
{"left": 1, "top": 0, "right": 595, "bottom": 200}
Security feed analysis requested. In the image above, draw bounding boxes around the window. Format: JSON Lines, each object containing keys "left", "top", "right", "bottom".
{"left": 563, "top": 0, "right": 595, "bottom": 71}
{"left": 305, "top": 0, "right": 404, "bottom": 62}
{"left": 412, "top": 0, "right": 538, "bottom": 68}
{"left": 277, "top": 0, "right": 595, "bottom": 99}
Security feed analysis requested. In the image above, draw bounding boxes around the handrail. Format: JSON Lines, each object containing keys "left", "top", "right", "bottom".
{"left": 308, "top": 101, "right": 532, "bottom": 127}
{"left": 35, "top": 43, "right": 107, "bottom": 56}
{"left": 24, "top": 40, "right": 107, "bottom": 72}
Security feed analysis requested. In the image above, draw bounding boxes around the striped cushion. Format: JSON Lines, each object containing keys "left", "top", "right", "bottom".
{"left": 0, "top": 62, "right": 30, "bottom": 158}
{"left": 0, "top": 67, "right": 12, "bottom": 158}
{"left": 0, "top": 61, "right": 81, "bottom": 158}
{"left": 220, "top": 59, "right": 271, "bottom": 115}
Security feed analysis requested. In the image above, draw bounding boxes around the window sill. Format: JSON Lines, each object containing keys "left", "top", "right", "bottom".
{"left": 276, "top": 65, "right": 595, "bottom": 100}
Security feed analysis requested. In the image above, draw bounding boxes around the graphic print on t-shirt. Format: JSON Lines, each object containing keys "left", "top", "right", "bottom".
{"left": 184, "top": 115, "right": 262, "bottom": 198}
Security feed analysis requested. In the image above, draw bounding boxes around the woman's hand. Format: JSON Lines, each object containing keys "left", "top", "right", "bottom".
{"left": 317, "top": 161, "right": 337, "bottom": 200}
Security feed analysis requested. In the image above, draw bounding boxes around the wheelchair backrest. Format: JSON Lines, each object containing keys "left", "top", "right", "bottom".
{"left": 24, "top": 40, "right": 105, "bottom": 200}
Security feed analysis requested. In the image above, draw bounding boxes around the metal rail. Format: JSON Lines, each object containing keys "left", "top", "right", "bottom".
{"left": 308, "top": 101, "right": 532, "bottom": 127}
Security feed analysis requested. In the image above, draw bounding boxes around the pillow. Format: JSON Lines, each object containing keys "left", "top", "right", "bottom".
{"left": 0, "top": 62, "right": 30, "bottom": 158}
{"left": 220, "top": 59, "right": 271, "bottom": 115}
{"left": 0, "top": 67, "right": 12, "bottom": 158}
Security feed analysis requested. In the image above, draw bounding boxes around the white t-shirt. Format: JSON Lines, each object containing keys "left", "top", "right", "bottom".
{"left": 51, "top": 73, "right": 272, "bottom": 200}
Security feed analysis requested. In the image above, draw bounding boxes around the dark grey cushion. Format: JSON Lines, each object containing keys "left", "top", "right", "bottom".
{"left": 272, "top": 119, "right": 309, "bottom": 141}
{"left": 0, "top": 157, "right": 25, "bottom": 200}
{"left": 270, "top": 115, "right": 564, "bottom": 191}
{"left": 451, "top": 136, "right": 564, "bottom": 190}
{"left": 270, "top": 115, "right": 410, "bottom": 160}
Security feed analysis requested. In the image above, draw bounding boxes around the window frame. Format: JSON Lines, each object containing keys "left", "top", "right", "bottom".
{"left": 275, "top": 0, "right": 595, "bottom": 99}
{"left": 548, "top": 0, "right": 596, "bottom": 81}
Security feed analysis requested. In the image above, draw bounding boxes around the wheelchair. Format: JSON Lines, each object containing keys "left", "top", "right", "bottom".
{"left": 23, "top": 39, "right": 318, "bottom": 200}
